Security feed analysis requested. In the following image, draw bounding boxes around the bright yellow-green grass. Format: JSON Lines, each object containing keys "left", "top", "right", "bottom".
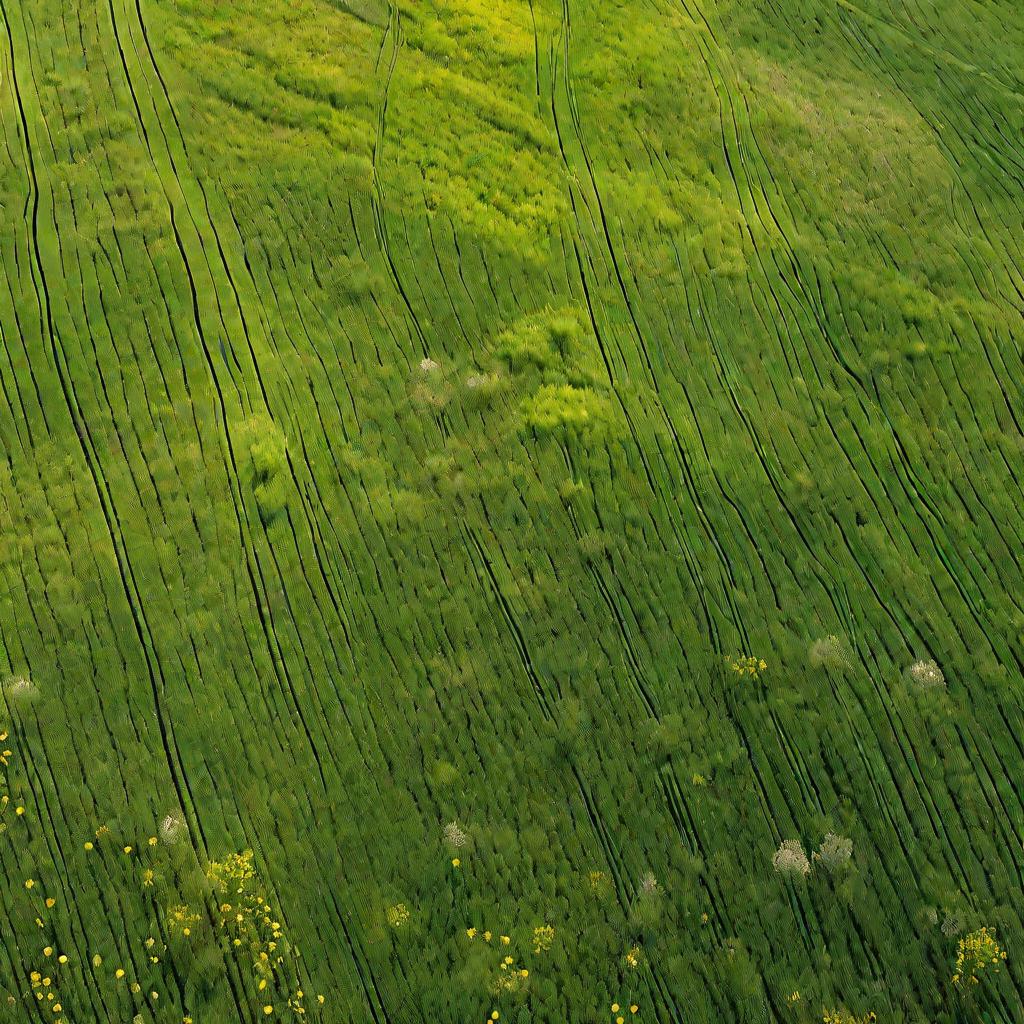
{"left": 1, "top": 0, "right": 1023, "bottom": 1021}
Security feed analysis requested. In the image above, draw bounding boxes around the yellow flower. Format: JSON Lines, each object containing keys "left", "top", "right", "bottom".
{"left": 25, "top": 879, "right": 34, "bottom": 889}
{"left": 15, "top": 806, "right": 24, "bottom": 816}
{"left": 92, "top": 955, "right": 102, "bottom": 968}
{"left": 630, "top": 1006, "right": 638, "bottom": 1014}
{"left": 617, "top": 1018, "right": 624, "bottom": 1024}
{"left": 57, "top": 956, "right": 67, "bottom": 965}
{"left": 45, "top": 898, "right": 56, "bottom": 908}
{"left": 484, "top": 931, "right": 492, "bottom": 942}
{"left": 500, "top": 935, "right": 510, "bottom": 945}
{"left": 263, "top": 1006, "right": 273, "bottom": 1016}
{"left": 612, "top": 1005, "right": 620, "bottom": 1013}
{"left": 52, "top": 1006, "right": 61, "bottom": 1013}
{"left": 43, "top": 947, "right": 53, "bottom": 957}
{"left": 491, "top": 1013, "right": 500, "bottom": 1021}
{"left": 123, "top": 846, "right": 132, "bottom": 854}
{"left": 451, "top": 858, "right": 461, "bottom": 868}
{"left": 466, "top": 928, "right": 477, "bottom": 939}
{"left": 519, "top": 969, "right": 529, "bottom": 978}
{"left": 115, "top": 969, "right": 125, "bottom": 979}
{"left": 148, "top": 837, "right": 158, "bottom": 846}
{"left": 317, "top": 996, "right": 325, "bottom": 1005}
{"left": 83, "top": 842, "right": 93, "bottom": 851}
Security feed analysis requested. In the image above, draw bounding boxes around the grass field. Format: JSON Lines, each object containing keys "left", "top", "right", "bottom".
{"left": 1, "top": 0, "right": 1023, "bottom": 1021}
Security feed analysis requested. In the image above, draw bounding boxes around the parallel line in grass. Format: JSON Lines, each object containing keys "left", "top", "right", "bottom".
{"left": 598, "top": 2, "right": 1019, "bottom": 999}
{"left": 70, "top": 14, "right": 411, "bottom": 1007}
{"left": 112, "top": 0, "right": 398, "bottom": 854}
{"left": 0, "top": 7, "right": 54, "bottom": 441}
{"left": 548, "top": 6, "right": 853, "bottom": 981}
{"left": 461, "top": 524, "right": 554, "bottom": 721}
{"left": 1, "top": 0, "right": 206, "bottom": 882}
{"left": 655, "top": 16, "right": 1024, "bottom": 909}
{"left": 839, "top": 6, "right": 1024, "bottom": 300}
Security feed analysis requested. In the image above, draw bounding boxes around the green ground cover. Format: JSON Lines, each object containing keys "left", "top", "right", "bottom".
{"left": 1, "top": 0, "right": 1023, "bottom": 1021}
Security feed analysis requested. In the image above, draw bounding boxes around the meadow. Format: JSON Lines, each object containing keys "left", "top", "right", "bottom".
{"left": 0, "top": 0, "right": 1023, "bottom": 1021}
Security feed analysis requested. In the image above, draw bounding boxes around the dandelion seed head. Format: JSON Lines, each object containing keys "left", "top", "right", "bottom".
{"left": 443, "top": 820, "right": 468, "bottom": 849}
{"left": 159, "top": 813, "right": 186, "bottom": 845}
{"left": 772, "top": 839, "right": 811, "bottom": 877}
{"left": 908, "top": 658, "right": 945, "bottom": 689}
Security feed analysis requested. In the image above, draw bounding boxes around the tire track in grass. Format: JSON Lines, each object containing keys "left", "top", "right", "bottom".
{"left": 674, "top": 1, "right": 1024, "bottom": 905}
{"left": 548, "top": 1, "right": 848, "bottom": 979}
{"left": 370, "top": 4, "right": 431, "bottom": 366}
{"left": 67, "top": 6, "right": 356, "bottom": 958}
{"left": 577, "top": 0, "right": 1024, "bottom": 991}
{"left": 681, "top": 0, "right": 1004, "bottom": 601}
{"left": 106, "top": 0, "right": 381, "bottom": 829}
{"left": 0, "top": 0, "right": 207, "bottom": 873}
{"left": 469, "top": 474, "right": 799, "bottom": 1015}
{"left": 817, "top": 16, "right": 1024, "bottom": 784}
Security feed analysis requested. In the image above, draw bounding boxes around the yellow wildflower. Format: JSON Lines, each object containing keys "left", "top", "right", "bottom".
{"left": 451, "top": 857, "right": 461, "bottom": 867}
{"left": 84, "top": 842, "right": 93, "bottom": 851}
{"left": 612, "top": 1005, "right": 620, "bottom": 1013}
{"left": 115, "top": 969, "right": 125, "bottom": 979}
{"left": 25, "top": 879, "right": 34, "bottom": 889}
{"left": 43, "top": 947, "right": 52, "bottom": 957}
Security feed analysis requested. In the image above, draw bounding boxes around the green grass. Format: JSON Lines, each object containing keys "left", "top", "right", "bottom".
{"left": 1, "top": 0, "right": 1023, "bottom": 1021}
